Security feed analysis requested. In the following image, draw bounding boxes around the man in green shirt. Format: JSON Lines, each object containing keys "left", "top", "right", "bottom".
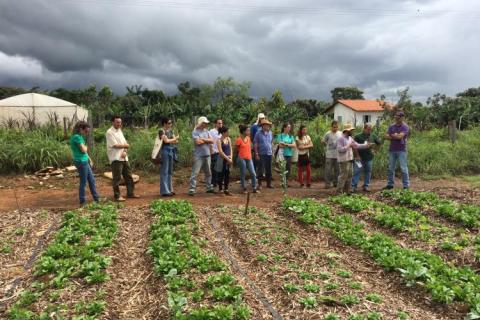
{"left": 351, "top": 123, "right": 381, "bottom": 192}
{"left": 70, "top": 121, "right": 99, "bottom": 205}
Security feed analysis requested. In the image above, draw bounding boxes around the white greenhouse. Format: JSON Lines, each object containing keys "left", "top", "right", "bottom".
{"left": 0, "top": 93, "right": 88, "bottom": 127}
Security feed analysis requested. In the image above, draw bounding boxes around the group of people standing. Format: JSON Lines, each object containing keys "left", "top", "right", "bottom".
{"left": 322, "top": 111, "right": 410, "bottom": 194}
{"left": 185, "top": 113, "right": 318, "bottom": 196}
{"left": 69, "top": 111, "right": 410, "bottom": 205}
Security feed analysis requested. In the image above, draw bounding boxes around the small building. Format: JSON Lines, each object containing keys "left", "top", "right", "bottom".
{"left": 0, "top": 93, "right": 88, "bottom": 127}
{"left": 324, "top": 99, "right": 390, "bottom": 126}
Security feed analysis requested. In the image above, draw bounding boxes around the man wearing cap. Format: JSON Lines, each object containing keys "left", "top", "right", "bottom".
{"left": 384, "top": 111, "right": 410, "bottom": 190}
{"left": 209, "top": 118, "right": 223, "bottom": 189}
{"left": 336, "top": 123, "right": 372, "bottom": 194}
{"left": 254, "top": 119, "right": 274, "bottom": 189}
{"left": 189, "top": 116, "right": 215, "bottom": 196}
{"left": 251, "top": 113, "right": 266, "bottom": 174}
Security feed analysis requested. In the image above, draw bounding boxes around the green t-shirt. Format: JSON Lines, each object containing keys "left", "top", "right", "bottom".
{"left": 277, "top": 133, "right": 295, "bottom": 157}
{"left": 70, "top": 134, "right": 88, "bottom": 162}
{"left": 354, "top": 132, "right": 379, "bottom": 161}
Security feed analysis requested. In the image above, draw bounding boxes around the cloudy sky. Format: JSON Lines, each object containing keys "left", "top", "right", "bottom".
{"left": 0, "top": 0, "right": 479, "bottom": 102}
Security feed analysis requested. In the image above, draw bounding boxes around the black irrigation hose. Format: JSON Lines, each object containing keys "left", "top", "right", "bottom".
{"left": 203, "top": 209, "right": 283, "bottom": 320}
{"left": 2, "top": 221, "right": 60, "bottom": 301}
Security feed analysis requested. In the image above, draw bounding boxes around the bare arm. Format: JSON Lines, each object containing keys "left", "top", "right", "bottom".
{"left": 162, "top": 135, "right": 177, "bottom": 144}
{"left": 79, "top": 143, "right": 88, "bottom": 153}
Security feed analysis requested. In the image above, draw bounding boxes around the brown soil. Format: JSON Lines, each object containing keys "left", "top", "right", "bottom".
{"left": 1, "top": 169, "right": 477, "bottom": 213}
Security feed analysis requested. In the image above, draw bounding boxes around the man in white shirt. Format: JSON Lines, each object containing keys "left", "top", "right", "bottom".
{"left": 209, "top": 118, "right": 223, "bottom": 189}
{"left": 322, "top": 120, "right": 342, "bottom": 188}
{"left": 106, "top": 115, "right": 139, "bottom": 201}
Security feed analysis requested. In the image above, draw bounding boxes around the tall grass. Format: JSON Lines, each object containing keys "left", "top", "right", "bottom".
{"left": 1, "top": 121, "right": 480, "bottom": 179}
{"left": 0, "top": 129, "right": 71, "bottom": 173}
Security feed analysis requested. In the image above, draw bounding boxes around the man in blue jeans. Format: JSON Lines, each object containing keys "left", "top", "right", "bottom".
{"left": 351, "top": 123, "right": 381, "bottom": 192}
{"left": 254, "top": 119, "right": 274, "bottom": 189}
{"left": 189, "top": 116, "right": 215, "bottom": 196}
{"left": 384, "top": 111, "right": 410, "bottom": 189}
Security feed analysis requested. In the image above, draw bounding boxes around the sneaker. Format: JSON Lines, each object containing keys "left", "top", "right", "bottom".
{"left": 116, "top": 196, "right": 126, "bottom": 202}
{"left": 188, "top": 191, "right": 195, "bottom": 196}
{"left": 252, "top": 189, "right": 259, "bottom": 193}
{"left": 127, "top": 194, "right": 140, "bottom": 199}
{"left": 382, "top": 186, "right": 394, "bottom": 190}
{"left": 242, "top": 188, "right": 248, "bottom": 194}
{"left": 224, "top": 190, "right": 231, "bottom": 196}
{"left": 267, "top": 185, "right": 274, "bottom": 189}
{"left": 363, "top": 187, "right": 371, "bottom": 192}
{"left": 206, "top": 189, "right": 216, "bottom": 194}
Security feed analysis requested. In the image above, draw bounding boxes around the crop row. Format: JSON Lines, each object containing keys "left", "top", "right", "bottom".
{"left": 8, "top": 203, "right": 118, "bottom": 320}
{"left": 331, "top": 194, "right": 480, "bottom": 258}
{"left": 382, "top": 189, "right": 480, "bottom": 228}
{"left": 221, "top": 205, "right": 401, "bottom": 319}
{"left": 282, "top": 197, "right": 480, "bottom": 319}
{"left": 148, "top": 200, "right": 250, "bottom": 319}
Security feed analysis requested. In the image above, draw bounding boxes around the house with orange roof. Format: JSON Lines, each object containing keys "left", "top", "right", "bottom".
{"left": 324, "top": 99, "right": 392, "bottom": 126}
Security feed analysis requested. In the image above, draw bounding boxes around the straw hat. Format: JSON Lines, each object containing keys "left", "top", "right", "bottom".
{"left": 342, "top": 122, "right": 355, "bottom": 132}
{"left": 196, "top": 116, "right": 209, "bottom": 126}
{"left": 260, "top": 119, "right": 272, "bottom": 126}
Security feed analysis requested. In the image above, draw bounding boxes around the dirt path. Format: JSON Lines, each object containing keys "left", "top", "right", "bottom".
{"left": 0, "top": 170, "right": 478, "bottom": 213}
{"left": 101, "top": 206, "right": 169, "bottom": 319}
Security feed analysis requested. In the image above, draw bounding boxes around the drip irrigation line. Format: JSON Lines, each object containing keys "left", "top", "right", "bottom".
{"left": 1, "top": 220, "right": 60, "bottom": 302}
{"left": 203, "top": 209, "right": 283, "bottom": 320}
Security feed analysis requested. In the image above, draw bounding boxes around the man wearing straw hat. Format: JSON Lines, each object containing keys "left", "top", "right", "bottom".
{"left": 336, "top": 123, "right": 373, "bottom": 194}
{"left": 251, "top": 113, "right": 266, "bottom": 174}
{"left": 189, "top": 116, "right": 215, "bottom": 196}
{"left": 254, "top": 118, "right": 274, "bottom": 189}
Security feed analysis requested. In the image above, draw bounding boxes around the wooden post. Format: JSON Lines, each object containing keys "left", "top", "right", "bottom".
{"left": 87, "top": 114, "right": 94, "bottom": 154}
{"left": 244, "top": 192, "right": 250, "bottom": 215}
{"left": 63, "top": 117, "right": 68, "bottom": 139}
{"left": 448, "top": 120, "right": 457, "bottom": 143}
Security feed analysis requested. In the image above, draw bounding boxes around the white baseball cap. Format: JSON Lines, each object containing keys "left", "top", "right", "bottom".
{"left": 257, "top": 113, "right": 266, "bottom": 121}
{"left": 197, "top": 116, "right": 210, "bottom": 125}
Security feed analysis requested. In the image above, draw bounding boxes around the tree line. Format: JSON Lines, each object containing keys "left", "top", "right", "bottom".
{"left": 1, "top": 78, "right": 479, "bottom": 130}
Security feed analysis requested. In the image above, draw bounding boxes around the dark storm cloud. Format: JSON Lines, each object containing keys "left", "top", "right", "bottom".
{"left": 0, "top": 0, "right": 479, "bottom": 101}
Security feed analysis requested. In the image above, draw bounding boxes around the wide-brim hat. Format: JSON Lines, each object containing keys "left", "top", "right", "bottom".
{"left": 197, "top": 116, "right": 210, "bottom": 126}
{"left": 342, "top": 123, "right": 355, "bottom": 132}
{"left": 260, "top": 119, "right": 272, "bottom": 126}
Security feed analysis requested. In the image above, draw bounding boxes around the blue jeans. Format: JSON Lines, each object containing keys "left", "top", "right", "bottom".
{"left": 160, "top": 148, "right": 174, "bottom": 195}
{"left": 74, "top": 161, "right": 99, "bottom": 204}
{"left": 237, "top": 158, "right": 257, "bottom": 190}
{"left": 352, "top": 159, "right": 373, "bottom": 188}
{"left": 387, "top": 151, "right": 410, "bottom": 188}
{"left": 189, "top": 155, "right": 212, "bottom": 193}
